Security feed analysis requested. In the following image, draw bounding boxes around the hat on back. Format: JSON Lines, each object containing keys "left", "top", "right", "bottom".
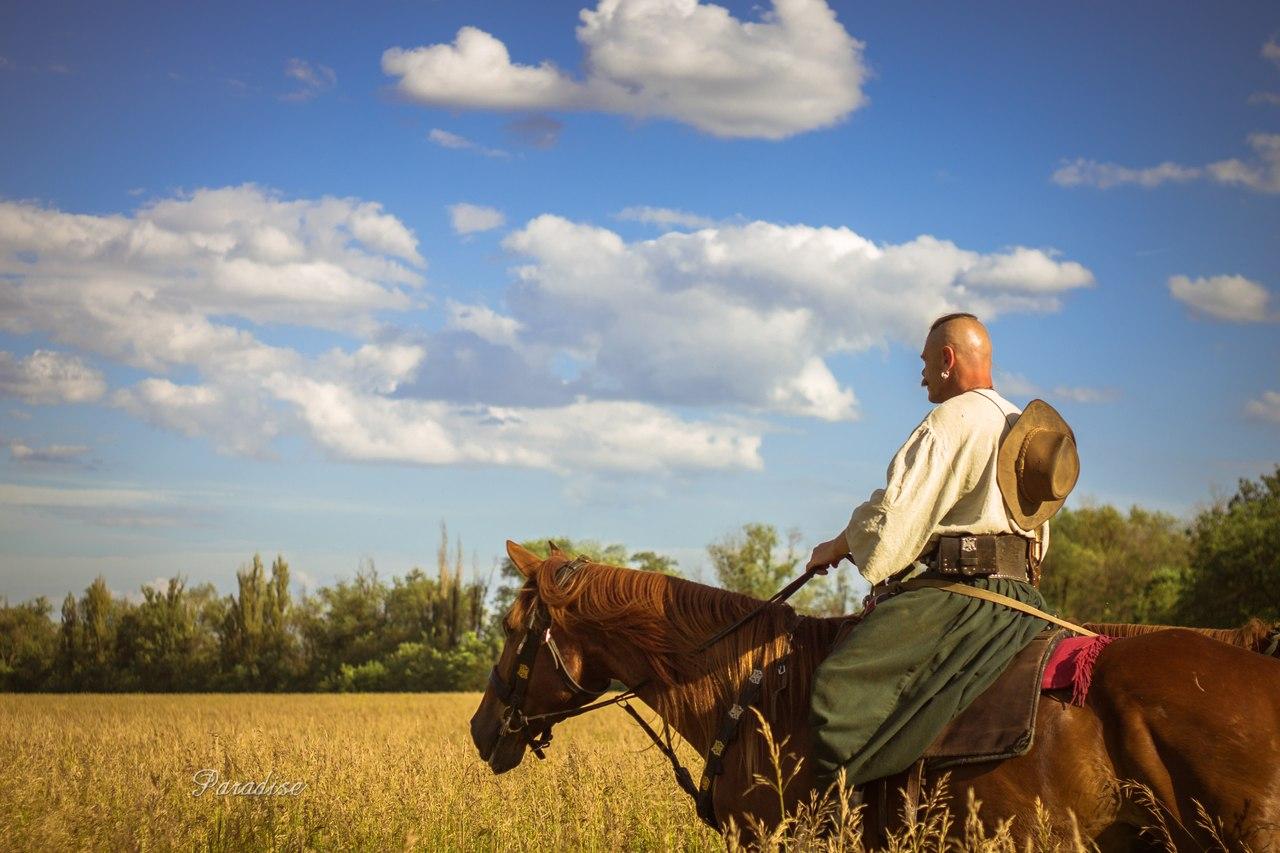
{"left": 997, "top": 399, "right": 1079, "bottom": 530}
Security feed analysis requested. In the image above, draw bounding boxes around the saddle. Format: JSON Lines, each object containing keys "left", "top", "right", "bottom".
{"left": 866, "top": 629, "right": 1065, "bottom": 834}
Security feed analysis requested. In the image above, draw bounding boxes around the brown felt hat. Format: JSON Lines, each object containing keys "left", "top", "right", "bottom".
{"left": 997, "top": 399, "right": 1079, "bottom": 530}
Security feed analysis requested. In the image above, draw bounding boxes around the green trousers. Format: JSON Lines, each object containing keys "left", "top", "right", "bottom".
{"left": 809, "top": 578, "right": 1050, "bottom": 788}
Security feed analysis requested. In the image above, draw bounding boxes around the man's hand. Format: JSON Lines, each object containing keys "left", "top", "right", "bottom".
{"left": 806, "top": 536, "right": 851, "bottom": 575}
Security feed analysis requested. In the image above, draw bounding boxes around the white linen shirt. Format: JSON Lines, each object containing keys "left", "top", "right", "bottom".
{"left": 843, "top": 388, "right": 1046, "bottom": 586}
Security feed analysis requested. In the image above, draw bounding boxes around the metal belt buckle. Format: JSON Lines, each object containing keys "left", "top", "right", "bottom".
{"left": 959, "top": 535, "right": 981, "bottom": 576}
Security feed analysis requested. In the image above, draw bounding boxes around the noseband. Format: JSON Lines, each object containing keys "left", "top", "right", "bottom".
{"left": 488, "top": 556, "right": 609, "bottom": 759}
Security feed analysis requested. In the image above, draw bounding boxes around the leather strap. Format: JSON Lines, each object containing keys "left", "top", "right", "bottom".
{"left": 900, "top": 579, "right": 1097, "bottom": 636}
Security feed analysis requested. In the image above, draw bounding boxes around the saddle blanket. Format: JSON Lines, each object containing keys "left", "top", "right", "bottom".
{"left": 923, "top": 630, "right": 1116, "bottom": 770}
{"left": 1042, "top": 634, "right": 1116, "bottom": 706}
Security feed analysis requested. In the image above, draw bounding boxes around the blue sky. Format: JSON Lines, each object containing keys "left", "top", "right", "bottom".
{"left": 1, "top": 0, "right": 1277, "bottom": 604}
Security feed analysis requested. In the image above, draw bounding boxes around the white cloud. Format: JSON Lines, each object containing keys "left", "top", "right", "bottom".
{"left": 384, "top": 0, "right": 869, "bottom": 140}
{"left": 314, "top": 342, "right": 426, "bottom": 395}
{"left": 992, "top": 369, "right": 1115, "bottom": 404}
{"left": 1246, "top": 390, "right": 1280, "bottom": 424}
{"left": 993, "top": 369, "right": 1039, "bottom": 397}
{"left": 1250, "top": 92, "right": 1280, "bottom": 106}
{"left": 500, "top": 216, "right": 1092, "bottom": 421}
{"left": 1204, "top": 133, "right": 1280, "bottom": 192}
{"left": 0, "top": 188, "right": 770, "bottom": 473}
{"left": 281, "top": 58, "right": 336, "bottom": 102}
{"left": 0, "top": 350, "right": 106, "bottom": 404}
{"left": 8, "top": 442, "right": 91, "bottom": 463}
{"left": 959, "top": 247, "right": 1094, "bottom": 293}
{"left": 265, "top": 377, "right": 762, "bottom": 472}
{"left": 448, "top": 203, "right": 506, "bottom": 235}
{"left": 427, "top": 128, "right": 510, "bottom": 158}
{"left": 1051, "top": 160, "right": 1201, "bottom": 189}
{"left": 388, "top": 27, "right": 583, "bottom": 111}
{"left": 0, "top": 190, "right": 1095, "bottom": 474}
{"left": 0, "top": 482, "right": 164, "bottom": 508}
{"left": 1054, "top": 134, "right": 1280, "bottom": 193}
{"left": 0, "top": 185, "right": 425, "bottom": 373}
{"left": 428, "top": 128, "right": 471, "bottom": 149}
{"left": 1264, "top": 37, "right": 1280, "bottom": 68}
{"left": 616, "top": 206, "right": 716, "bottom": 229}
{"left": 445, "top": 301, "right": 522, "bottom": 347}
{"left": 1167, "top": 274, "right": 1274, "bottom": 323}
{"left": 111, "top": 378, "right": 286, "bottom": 457}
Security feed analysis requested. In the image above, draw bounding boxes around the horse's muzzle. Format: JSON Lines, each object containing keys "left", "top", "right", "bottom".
{"left": 470, "top": 701, "right": 528, "bottom": 773}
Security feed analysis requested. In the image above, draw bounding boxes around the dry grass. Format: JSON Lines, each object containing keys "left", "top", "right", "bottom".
{"left": 0, "top": 693, "right": 1224, "bottom": 852}
{"left": 724, "top": 710, "right": 1091, "bottom": 853}
{"left": 0, "top": 693, "right": 721, "bottom": 852}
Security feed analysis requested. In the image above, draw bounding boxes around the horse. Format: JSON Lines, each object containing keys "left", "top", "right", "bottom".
{"left": 470, "top": 542, "right": 1280, "bottom": 849}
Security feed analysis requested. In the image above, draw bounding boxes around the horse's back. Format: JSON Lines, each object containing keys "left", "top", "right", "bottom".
{"left": 943, "top": 629, "right": 1280, "bottom": 849}
{"left": 1088, "top": 628, "right": 1280, "bottom": 846}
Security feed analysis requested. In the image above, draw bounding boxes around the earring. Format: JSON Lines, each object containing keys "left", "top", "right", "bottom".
{"left": 941, "top": 371, "right": 950, "bottom": 380}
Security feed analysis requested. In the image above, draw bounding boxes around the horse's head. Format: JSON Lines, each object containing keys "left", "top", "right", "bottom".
{"left": 470, "top": 540, "right": 613, "bottom": 774}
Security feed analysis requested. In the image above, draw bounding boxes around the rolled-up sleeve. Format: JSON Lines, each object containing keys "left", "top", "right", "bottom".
{"left": 843, "top": 423, "right": 963, "bottom": 585}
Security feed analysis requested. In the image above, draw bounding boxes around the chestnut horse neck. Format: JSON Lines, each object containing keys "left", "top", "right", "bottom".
{"left": 511, "top": 559, "right": 847, "bottom": 754}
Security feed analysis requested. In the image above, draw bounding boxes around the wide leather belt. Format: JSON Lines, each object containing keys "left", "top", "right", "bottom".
{"left": 916, "top": 533, "right": 1032, "bottom": 583}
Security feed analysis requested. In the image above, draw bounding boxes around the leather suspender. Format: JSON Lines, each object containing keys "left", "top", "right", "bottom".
{"left": 900, "top": 578, "right": 1097, "bottom": 636}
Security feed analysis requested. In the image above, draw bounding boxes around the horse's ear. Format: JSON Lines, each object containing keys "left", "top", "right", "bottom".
{"left": 506, "top": 541, "right": 543, "bottom": 578}
{"left": 548, "top": 540, "right": 564, "bottom": 556}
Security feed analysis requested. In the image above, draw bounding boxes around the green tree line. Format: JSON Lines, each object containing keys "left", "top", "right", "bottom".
{"left": 1039, "top": 466, "right": 1280, "bottom": 626}
{"left": 1, "top": 524, "right": 496, "bottom": 692}
{"left": 1, "top": 468, "right": 1276, "bottom": 692}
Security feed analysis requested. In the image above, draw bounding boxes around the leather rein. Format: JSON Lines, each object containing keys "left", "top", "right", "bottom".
{"left": 488, "top": 555, "right": 818, "bottom": 829}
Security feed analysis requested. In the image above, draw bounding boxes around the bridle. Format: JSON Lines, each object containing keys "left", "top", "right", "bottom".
{"left": 485, "top": 553, "right": 820, "bottom": 829}
{"left": 487, "top": 556, "right": 611, "bottom": 758}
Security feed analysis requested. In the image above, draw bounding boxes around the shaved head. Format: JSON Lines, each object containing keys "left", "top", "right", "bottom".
{"left": 920, "top": 314, "right": 994, "bottom": 403}
{"left": 930, "top": 314, "right": 991, "bottom": 364}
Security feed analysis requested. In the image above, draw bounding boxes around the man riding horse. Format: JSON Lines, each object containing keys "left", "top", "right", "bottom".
{"left": 474, "top": 310, "right": 1280, "bottom": 846}
{"left": 804, "top": 311, "right": 1080, "bottom": 792}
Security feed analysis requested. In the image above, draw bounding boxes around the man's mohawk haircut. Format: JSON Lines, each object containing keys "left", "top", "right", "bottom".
{"left": 929, "top": 312, "right": 980, "bottom": 332}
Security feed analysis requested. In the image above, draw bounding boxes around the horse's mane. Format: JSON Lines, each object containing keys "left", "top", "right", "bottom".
{"left": 1083, "top": 618, "right": 1277, "bottom": 651}
{"left": 509, "top": 558, "right": 846, "bottom": 753}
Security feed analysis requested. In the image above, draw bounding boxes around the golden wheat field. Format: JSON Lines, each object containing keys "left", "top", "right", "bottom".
{"left": 0, "top": 692, "right": 730, "bottom": 852}
{"left": 1, "top": 693, "right": 1171, "bottom": 852}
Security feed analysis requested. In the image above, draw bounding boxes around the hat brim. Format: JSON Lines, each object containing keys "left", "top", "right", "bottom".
{"left": 997, "top": 399, "right": 1076, "bottom": 530}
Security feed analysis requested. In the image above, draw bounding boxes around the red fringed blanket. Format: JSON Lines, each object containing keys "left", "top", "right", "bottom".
{"left": 1042, "top": 635, "right": 1115, "bottom": 706}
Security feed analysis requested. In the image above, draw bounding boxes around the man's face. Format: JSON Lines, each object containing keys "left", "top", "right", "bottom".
{"left": 919, "top": 331, "right": 947, "bottom": 404}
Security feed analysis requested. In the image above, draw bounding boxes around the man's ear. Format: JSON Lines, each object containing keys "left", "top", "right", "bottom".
{"left": 506, "top": 541, "right": 543, "bottom": 578}
{"left": 941, "top": 345, "right": 956, "bottom": 371}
